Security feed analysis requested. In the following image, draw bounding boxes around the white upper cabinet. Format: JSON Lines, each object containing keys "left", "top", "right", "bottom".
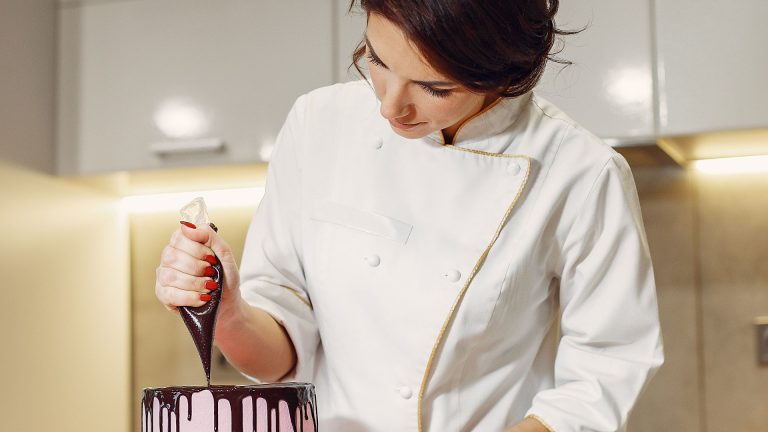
{"left": 335, "top": 0, "right": 367, "bottom": 83}
{"left": 536, "top": 0, "right": 656, "bottom": 143}
{"left": 57, "top": 0, "right": 334, "bottom": 174}
{"left": 654, "top": 0, "right": 768, "bottom": 136}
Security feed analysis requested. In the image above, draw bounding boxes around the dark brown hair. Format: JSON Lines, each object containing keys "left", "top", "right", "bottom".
{"left": 350, "top": 0, "right": 577, "bottom": 98}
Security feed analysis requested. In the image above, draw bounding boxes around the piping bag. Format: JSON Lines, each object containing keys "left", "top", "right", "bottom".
{"left": 178, "top": 197, "right": 223, "bottom": 386}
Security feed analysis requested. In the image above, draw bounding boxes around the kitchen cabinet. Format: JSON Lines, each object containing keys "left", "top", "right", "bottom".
{"left": 654, "top": 0, "right": 768, "bottom": 136}
{"left": 535, "top": 0, "right": 656, "bottom": 143}
{"left": 57, "top": 0, "right": 334, "bottom": 175}
{"left": 335, "top": 0, "right": 367, "bottom": 83}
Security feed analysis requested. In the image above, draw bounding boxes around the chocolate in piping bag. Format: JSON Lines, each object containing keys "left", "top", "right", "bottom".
{"left": 178, "top": 197, "right": 223, "bottom": 385}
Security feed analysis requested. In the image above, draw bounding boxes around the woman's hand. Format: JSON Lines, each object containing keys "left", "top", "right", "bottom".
{"left": 154, "top": 221, "right": 297, "bottom": 381}
{"left": 155, "top": 221, "right": 241, "bottom": 313}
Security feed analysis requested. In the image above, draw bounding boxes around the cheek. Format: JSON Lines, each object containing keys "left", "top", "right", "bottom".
{"left": 368, "top": 66, "right": 385, "bottom": 99}
{"left": 423, "top": 98, "right": 473, "bottom": 124}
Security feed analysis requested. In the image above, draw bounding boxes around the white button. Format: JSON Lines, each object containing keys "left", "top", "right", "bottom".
{"left": 365, "top": 255, "right": 381, "bottom": 267}
{"left": 398, "top": 386, "right": 413, "bottom": 399}
{"left": 372, "top": 137, "right": 383, "bottom": 149}
{"left": 444, "top": 270, "right": 461, "bottom": 282}
{"left": 508, "top": 161, "right": 521, "bottom": 176}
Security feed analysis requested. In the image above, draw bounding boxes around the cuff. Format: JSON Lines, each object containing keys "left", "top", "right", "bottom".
{"left": 240, "top": 285, "right": 318, "bottom": 383}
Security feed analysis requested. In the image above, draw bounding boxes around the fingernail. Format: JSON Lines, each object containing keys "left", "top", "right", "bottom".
{"left": 203, "top": 255, "right": 217, "bottom": 265}
{"left": 203, "top": 266, "right": 216, "bottom": 277}
{"left": 200, "top": 293, "right": 212, "bottom": 302}
{"left": 180, "top": 221, "right": 197, "bottom": 229}
{"left": 205, "top": 280, "right": 219, "bottom": 290}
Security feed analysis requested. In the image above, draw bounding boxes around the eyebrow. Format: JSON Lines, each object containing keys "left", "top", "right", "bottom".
{"left": 365, "top": 36, "right": 455, "bottom": 87}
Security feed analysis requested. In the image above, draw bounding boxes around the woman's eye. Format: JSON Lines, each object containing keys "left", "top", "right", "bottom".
{"left": 366, "top": 53, "right": 384, "bottom": 67}
{"left": 421, "top": 85, "right": 452, "bottom": 98}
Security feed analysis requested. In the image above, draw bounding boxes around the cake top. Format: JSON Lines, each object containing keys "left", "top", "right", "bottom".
{"left": 142, "top": 383, "right": 317, "bottom": 432}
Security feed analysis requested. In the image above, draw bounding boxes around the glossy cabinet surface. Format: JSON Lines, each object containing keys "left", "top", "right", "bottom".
{"left": 335, "top": 0, "right": 367, "bottom": 83}
{"left": 57, "top": 0, "right": 334, "bottom": 174}
{"left": 655, "top": 0, "right": 768, "bottom": 136}
{"left": 536, "top": 0, "right": 656, "bottom": 142}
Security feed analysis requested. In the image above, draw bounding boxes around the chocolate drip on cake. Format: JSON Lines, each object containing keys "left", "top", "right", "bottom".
{"left": 178, "top": 223, "right": 224, "bottom": 385}
{"left": 141, "top": 384, "right": 317, "bottom": 432}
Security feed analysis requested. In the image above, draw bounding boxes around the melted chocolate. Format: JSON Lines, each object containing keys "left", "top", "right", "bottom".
{"left": 141, "top": 384, "right": 317, "bottom": 432}
{"left": 178, "top": 223, "right": 224, "bottom": 385}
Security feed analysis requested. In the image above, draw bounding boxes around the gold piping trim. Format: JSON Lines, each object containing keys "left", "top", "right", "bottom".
{"left": 441, "top": 96, "right": 504, "bottom": 145}
{"left": 416, "top": 153, "right": 532, "bottom": 431}
{"left": 280, "top": 284, "right": 313, "bottom": 310}
{"left": 525, "top": 414, "right": 556, "bottom": 432}
{"left": 444, "top": 145, "right": 510, "bottom": 158}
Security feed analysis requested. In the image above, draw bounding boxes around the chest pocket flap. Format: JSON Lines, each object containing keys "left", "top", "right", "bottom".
{"left": 310, "top": 200, "right": 413, "bottom": 245}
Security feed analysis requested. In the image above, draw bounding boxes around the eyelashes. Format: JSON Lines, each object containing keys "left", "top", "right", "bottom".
{"left": 366, "top": 52, "right": 385, "bottom": 68}
{"left": 366, "top": 53, "right": 453, "bottom": 99}
{"left": 420, "top": 85, "right": 452, "bottom": 98}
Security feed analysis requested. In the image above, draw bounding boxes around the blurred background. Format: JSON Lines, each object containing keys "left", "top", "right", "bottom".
{"left": 1, "top": 1, "right": 767, "bottom": 431}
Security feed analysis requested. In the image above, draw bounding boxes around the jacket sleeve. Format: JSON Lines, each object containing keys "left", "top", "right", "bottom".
{"left": 238, "top": 94, "right": 319, "bottom": 383}
{"left": 526, "top": 152, "right": 664, "bottom": 432}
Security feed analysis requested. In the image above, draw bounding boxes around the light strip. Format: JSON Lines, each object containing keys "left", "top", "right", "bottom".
{"left": 121, "top": 187, "right": 265, "bottom": 213}
{"left": 692, "top": 155, "right": 768, "bottom": 175}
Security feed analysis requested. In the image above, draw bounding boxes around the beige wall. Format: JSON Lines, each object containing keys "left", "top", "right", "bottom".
{"left": 627, "top": 167, "right": 702, "bottom": 431}
{"left": 628, "top": 166, "right": 768, "bottom": 432}
{"left": 696, "top": 172, "right": 768, "bottom": 431}
{"left": 0, "top": 162, "right": 130, "bottom": 431}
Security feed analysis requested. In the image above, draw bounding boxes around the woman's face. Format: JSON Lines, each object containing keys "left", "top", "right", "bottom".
{"left": 365, "top": 13, "right": 494, "bottom": 142}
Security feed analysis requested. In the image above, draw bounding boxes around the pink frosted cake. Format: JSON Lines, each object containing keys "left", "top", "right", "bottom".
{"left": 141, "top": 383, "right": 317, "bottom": 432}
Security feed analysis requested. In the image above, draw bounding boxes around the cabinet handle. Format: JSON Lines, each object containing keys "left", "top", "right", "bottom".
{"left": 149, "top": 138, "right": 225, "bottom": 155}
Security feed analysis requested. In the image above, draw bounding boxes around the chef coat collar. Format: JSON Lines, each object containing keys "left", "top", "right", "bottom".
{"left": 425, "top": 92, "right": 532, "bottom": 150}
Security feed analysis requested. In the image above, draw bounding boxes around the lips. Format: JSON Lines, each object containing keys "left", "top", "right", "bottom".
{"left": 389, "top": 118, "right": 424, "bottom": 131}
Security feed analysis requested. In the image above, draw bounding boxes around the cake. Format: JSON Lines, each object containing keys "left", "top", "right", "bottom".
{"left": 141, "top": 383, "right": 317, "bottom": 432}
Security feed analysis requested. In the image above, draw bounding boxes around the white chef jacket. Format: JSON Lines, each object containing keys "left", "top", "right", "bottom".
{"left": 238, "top": 80, "right": 664, "bottom": 432}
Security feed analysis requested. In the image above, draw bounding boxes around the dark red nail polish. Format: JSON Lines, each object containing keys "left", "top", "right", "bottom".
{"left": 203, "top": 266, "right": 216, "bottom": 277}
{"left": 200, "top": 293, "right": 212, "bottom": 302}
{"left": 180, "top": 221, "right": 197, "bottom": 229}
{"left": 203, "top": 255, "right": 217, "bottom": 265}
{"left": 205, "top": 280, "right": 218, "bottom": 290}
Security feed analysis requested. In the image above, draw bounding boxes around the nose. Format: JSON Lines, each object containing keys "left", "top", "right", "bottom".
{"left": 379, "top": 82, "right": 411, "bottom": 120}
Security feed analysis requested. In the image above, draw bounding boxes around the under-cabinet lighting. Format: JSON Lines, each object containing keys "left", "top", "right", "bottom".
{"left": 121, "top": 187, "right": 265, "bottom": 213}
{"left": 692, "top": 155, "right": 768, "bottom": 175}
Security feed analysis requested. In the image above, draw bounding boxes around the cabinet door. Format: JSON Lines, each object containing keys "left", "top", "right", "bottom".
{"left": 57, "top": 0, "right": 333, "bottom": 174}
{"left": 536, "top": 0, "right": 656, "bottom": 142}
{"left": 335, "top": 0, "right": 367, "bottom": 83}
{"left": 655, "top": 0, "right": 768, "bottom": 136}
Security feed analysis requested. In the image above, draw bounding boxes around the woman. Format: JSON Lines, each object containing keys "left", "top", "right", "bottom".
{"left": 156, "top": 1, "right": 664, "bottom": 431}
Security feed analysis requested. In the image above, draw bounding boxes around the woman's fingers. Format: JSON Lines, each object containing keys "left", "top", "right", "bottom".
{"left": 178, "top": 222, "right": 237, "bottom": 269}
{"left": 156, "top": 265, "right": 219, "bottom": 293}
{"left": 160, "top": 243, "right": 212, "bottom": 277}
{"left": 156, "top": 228, "right": 223, "bottom": 310}
{"left": 155, "top": 280, "right": 212, "bottom": 308}
{"left": 169, "top": 228, "right": 215, "bottom": 263}
{"left": 156, "top": 222, "right": 239, "bottom": 313}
